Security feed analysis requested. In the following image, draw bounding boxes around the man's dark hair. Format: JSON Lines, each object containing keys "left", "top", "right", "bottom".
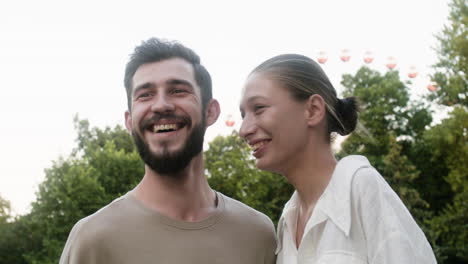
{"left": 124, "top": 38, "right": 212, "bottom": 111}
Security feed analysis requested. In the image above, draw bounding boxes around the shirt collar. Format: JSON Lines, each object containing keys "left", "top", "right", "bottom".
{"left": 276, "top": 155, "right": 371, "bottom": 253}
{"left": 318, "top": 155, "right": 371, "bottom": 236}
{"left": 276, "top": 192, "right": 297, "bottom": 254}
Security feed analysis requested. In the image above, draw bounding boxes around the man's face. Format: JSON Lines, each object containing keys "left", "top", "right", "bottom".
{"left": 125, "top": 58, "right": 206, "bottom": 175}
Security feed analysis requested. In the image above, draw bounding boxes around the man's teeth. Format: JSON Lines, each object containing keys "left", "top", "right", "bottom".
{"left": 153, "top": 124, "right": 177, "bottom": 133}
{"left": 252, "top": 141, "right": 267, "bottom": 150}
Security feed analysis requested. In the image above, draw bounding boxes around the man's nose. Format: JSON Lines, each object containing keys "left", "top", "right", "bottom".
{"left": 150, "top": 94, "right": 176, "bottom": 113}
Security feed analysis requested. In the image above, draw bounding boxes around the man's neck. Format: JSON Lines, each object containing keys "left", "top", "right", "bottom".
{"left": 133, "top": 154, "right": 217, "bottom": 222}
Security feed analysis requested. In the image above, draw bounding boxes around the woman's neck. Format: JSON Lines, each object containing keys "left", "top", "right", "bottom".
{"left": 285, "top": 146, "right": 337, "bottom": 209}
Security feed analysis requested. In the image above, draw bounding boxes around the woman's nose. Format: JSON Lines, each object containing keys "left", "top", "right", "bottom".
{"left": 239, "top": 115, "right": 256, "bottom": 140}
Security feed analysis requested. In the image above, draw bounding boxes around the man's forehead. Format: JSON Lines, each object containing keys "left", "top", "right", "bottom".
{"left": 132, "top": 58, "right": 196, "bottom": 87}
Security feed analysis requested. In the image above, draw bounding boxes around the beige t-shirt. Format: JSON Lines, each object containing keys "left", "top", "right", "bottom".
{"left": 60, "top": 191, "right": 276, "bottom": 264}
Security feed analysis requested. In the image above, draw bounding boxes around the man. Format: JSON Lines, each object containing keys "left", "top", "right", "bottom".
{"left": 59, "top": 38, "right": 276, "bottom": 263}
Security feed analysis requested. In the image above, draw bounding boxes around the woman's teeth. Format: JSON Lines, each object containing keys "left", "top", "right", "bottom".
{"left": 252, "top": 141, "right": 267, "bottom": 150}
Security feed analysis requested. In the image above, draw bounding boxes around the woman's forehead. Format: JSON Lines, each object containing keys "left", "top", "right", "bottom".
{"left": 241, "top": 74, "right": 292, "bottom": 105}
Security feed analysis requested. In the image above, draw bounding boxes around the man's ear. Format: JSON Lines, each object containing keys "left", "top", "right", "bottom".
{"left": 305, "top": 94, "right": 326, "bottom": 127}
{"left": 124, "top": 111, "right": 133, "bottom": 133}
{"left": 205, "top": 99, "right": 220, "bottom": 127}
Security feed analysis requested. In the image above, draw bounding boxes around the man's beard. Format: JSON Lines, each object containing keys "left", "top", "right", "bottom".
{"left": 132, "top": 114, "right": 205, "bottom": 177}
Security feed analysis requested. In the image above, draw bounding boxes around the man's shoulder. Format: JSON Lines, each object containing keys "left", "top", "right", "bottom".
{"left": 60, "top": 194, "right": 136, "bottom": 263}
{"left": 218, "top": 192, "right": 274, "bottom": 228}
{"left": 70, "top": 194, "right": 133, "bottom": 238}
{"left": 217, "top": 192, "right": 276, "bottom": 249}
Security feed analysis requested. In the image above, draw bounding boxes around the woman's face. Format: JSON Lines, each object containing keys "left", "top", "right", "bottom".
{"left": 239, "top": 73, "right": 311, "bottom": 174}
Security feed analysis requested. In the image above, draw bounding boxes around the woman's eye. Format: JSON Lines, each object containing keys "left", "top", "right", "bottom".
{"left": 254, "top": 105, "right": 264, "bottom": 110}
{"left": 254, "top": 105, "right": 266, "bottom": 113}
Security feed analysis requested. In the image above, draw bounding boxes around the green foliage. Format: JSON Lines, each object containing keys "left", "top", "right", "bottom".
{"left": 424, "top": 1, "right": 468, "bottom": 262}
{"left": 424, "top": 107, "right": 468, "bottom": 195}
{"left": 0, "top": 195, "right": 11, "bottom": 224}
{"left": 19, "top": 118, "right": 144, "bottom": 264}
{"left": 0, "top": 196, "right": 24, "bottom": 264}
{"left": 205, "top": 131, "right": 293, "bottom": 225}
{"left": 340, "top": 67, "right": 432, "bottom": 166}
{"left": 423, "top": 107, "right": 468, "bottom": 262}
{"left": 73, "top": 115, "right": 136, "bottom": 156}
{"left": 0, "top": 216, "right": 31, "bottom": 264}
{"left": 382, "top": 135, "right": 431, "bottom": 223}
{"left": 429, "top": 0, "right": 468, "bottom": 107}
{"left": 428, "top": 192, "right": 468, "bottom": 263}
{"left": 339, "top": 66, "right": 432, "bottom": 224}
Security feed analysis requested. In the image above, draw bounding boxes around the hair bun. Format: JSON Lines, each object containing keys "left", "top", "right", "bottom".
{"left": 334, "top": 97, "right": 359, "bottom": 136}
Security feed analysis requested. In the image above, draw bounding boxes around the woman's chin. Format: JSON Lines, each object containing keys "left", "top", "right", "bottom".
{"left": 255, "top": 159, "right": 268, "bottom": 170}
{"left": 256, "top": 159, "right": 279, "bottom": 174}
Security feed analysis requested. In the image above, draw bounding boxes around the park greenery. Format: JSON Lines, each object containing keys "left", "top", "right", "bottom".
{"left": 0, "top": 0, "right": 466, "bottom": 263}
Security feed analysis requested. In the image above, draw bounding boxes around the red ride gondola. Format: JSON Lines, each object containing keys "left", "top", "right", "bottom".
{"left": 340, "top": 49, "right": 351, "bottom": 62}
{"left": 225, "top": 114, "right": 235, "bottom": 127}
{"left": 427, "top": 82, "right": 437, "bottom": 92}
{"left": 386, "top": 56, "right": 397, "bottom": 70}
{"left": 363, "top": 51, "right": 374, "bottom": 64}
{"left": 408, "top": 66, "right": 418, "bottom": 78}
{"left": 317, "top": 51, "right": 328, "bottom": 64}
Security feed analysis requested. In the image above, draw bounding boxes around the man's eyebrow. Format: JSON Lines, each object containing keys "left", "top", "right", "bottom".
{"left": 133, "top": 82, "right": 154, "bottom": 96}
{"left": 132, "top": 79, "right": 194, "bottom": 97}
{"left": 166, "top": 79, "right": 194, "bottom": 89}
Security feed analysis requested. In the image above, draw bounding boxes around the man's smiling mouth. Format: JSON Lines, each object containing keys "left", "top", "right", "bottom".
{"left": 152, "top": 123, "right": 185, "bottom": 133}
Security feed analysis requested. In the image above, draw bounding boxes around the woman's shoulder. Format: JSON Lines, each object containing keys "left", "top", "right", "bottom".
{"left": 335, "top": 155, "right": 383, "bottom": 187}
{"left": 344, "top": 156, "right": 407, "bottom": 213}
{"left": 337, "top": 155, "right": 391, "bottom": 199}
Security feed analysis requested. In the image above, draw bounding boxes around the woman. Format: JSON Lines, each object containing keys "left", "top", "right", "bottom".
{"left": 239, "top": 54, "right": 436, "bottom": 264}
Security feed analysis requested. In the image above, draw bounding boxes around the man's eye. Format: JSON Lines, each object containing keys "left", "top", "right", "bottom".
{"left": 137, "top": 92, "right": 153, "bottom": 99}
{"left": 172, "top": 88, "right": 189, "bottom": 94}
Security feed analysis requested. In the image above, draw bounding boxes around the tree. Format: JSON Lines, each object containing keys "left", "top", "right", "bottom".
{"left": 0, "top": 195, "right": 11, "bottom": 224}
{"left": 382, "top": 135, "right": 431, "bottom": 221}
{"left": 0, "top": 220, "right": 28, "bottom": 264}
{"left": 205, "top": 131, "right": 293, "bottom": 225}
{"left": 429, "top": 0, "right": 467, "bottom": 107}
{"left": 22, "top": 118, "right": 143, "bottom": 264}
{"left": 0, "top": 196, "right": 31, "bottom": 264}
{"left": 423, "top": 107, "right": 468, "bottom": 263}
{"left": 338, "top": 67, "right": 432, "bottom": 227}
{"left": 423, "top": 1, "right": 468, "bottom": 262}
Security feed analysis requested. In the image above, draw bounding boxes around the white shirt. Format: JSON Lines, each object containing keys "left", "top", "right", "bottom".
{"left": 276, "top": 155, "right": 436, "bottom": 264}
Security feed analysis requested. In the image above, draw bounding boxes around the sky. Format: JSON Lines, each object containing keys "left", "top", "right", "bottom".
{"left": 0, "top": 0, "right": 450, "bottom": 215}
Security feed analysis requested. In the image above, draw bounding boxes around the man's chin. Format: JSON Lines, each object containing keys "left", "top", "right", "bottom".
{"left": 148, "top": 145, "right": 183, "bottom": 157}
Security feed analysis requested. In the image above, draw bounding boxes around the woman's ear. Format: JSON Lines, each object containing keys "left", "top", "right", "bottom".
{"left": 305, "top": 94, "right": 326, "bottom": 127}
{"left": 205, "top": 99, "right": 220, "bottom": 127}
